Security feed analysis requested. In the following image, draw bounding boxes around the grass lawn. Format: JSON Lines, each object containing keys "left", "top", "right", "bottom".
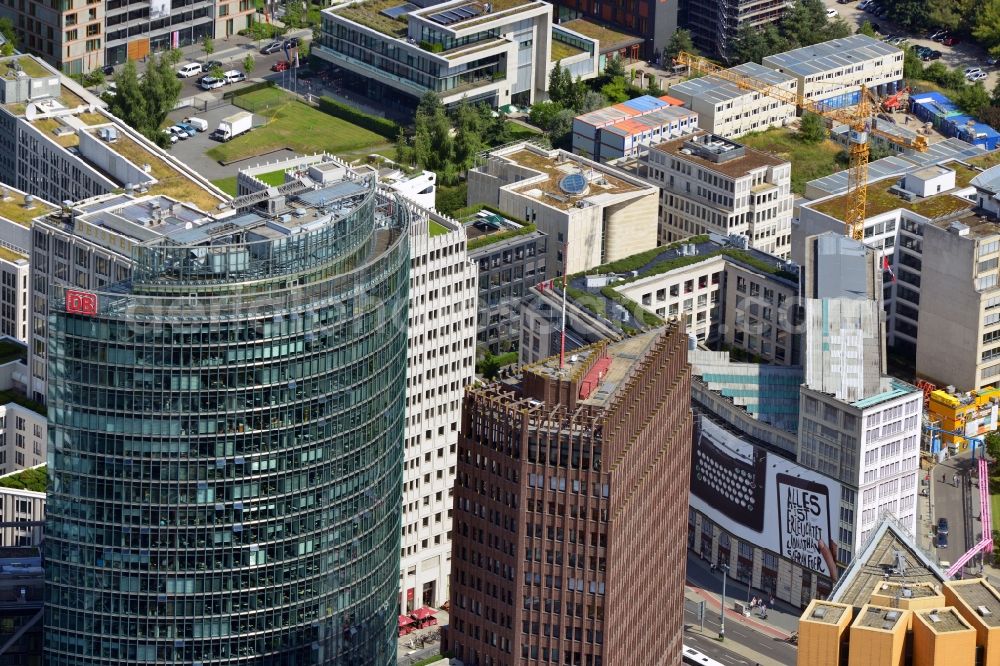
{"left": 207, "top": 98, "right": 385, "bottom": 163}
{"left": 212, "top": 176, "right": 238, "bottom": 195}
{"left": 507, "top": 121, "right": 541, "bottom": 142}
{"left": 740, "top": 128, "right": 844, "bottom": 195}
{"left": 429, "top": 220, "right": 449, "bottom": 237}
{"left": 992, "top": 493, "right": 1000, "bottom": 538}
{"left": 231, "top": 86, "right": 294, "bottom": 114}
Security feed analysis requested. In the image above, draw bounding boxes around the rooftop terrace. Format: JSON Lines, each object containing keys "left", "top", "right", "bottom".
{"left": 559, "top": 18, "right": 641, "bottom": 52}
{"left": 810, "top": 176, "right": 972, "bottom": 222}
{"left": 0, "top": 191, "right": 55, "bottom": 227}
{"left": 0, "top": 56, "right": 50, "bottom": 80}
{"left": 502, "top": 147, "right": 644, "bottom": 210}
{"left": 332, "top": 0, "right": 409, "bottom": 37}
{"left": 102, "top": 133, "right": 225, "bottom": 213}
{"left": 651, "top": 132, "right": 786, "bottom": 178}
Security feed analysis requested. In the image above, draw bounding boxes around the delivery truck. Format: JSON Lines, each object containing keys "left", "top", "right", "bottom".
{"left": 211, "top": 112, "right": 253, "bottom": 142}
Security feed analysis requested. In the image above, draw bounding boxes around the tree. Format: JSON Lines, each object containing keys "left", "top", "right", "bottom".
{"left": 528, "top": 100, "right": 563, "bottom": 130}
{"left": 548, "top": 60, "right": 567, "bottom": 105}
{"left": 884, "top": 0, "right": 930, "bottom": 31}
{"left": 477, "top": 351, "right": 503, "bottom": 379}
{"left": 600, "top": 77, "right": 629, "bottom": 104}
{"left": 107, "top": 60, "right": 149, "bottom": 133}
{"left": 297, "top": 39, "right": 310, "bottom": 62}
{"left": 243, "top": 54, "right": 256, "bottom": 76}
{"left": 927, "top": 0, "right": 975, "bottom": 31}
{"left": 797, "top": 111, "right": 827, "bottom": 144}
{"left": 986, "top": 431, "right": 1000, "bottom": 461}
{"left": 165, "top": 48, "right": 183, "bottom": 66}
{"left": 579, "top": 90, "right": 608, "bottom": 114}
{"left": 0, "top": 42, "right": 12, "bottom": 57}
{"left": 975, "top": 0, "right": 1000, "bottom": 56}
{"left": 664, "top": 29, "right": 695, "bottom": 61}
{"left": 202, "top": 36, "right": 215, "bottom": 57}
{"left": 394, "top": 127, "right": 411, "bottom": 165}
{"left": 603, "top": 54, "right": 625, "bottom": 80}
{"left": 858, "top": 21, "right": 878, "bottom": 38}
{"left": 548, "top": 109, "right": 576, "bottom": 149}
{"left": 0, "top": 17, "right": 15, "bottom": 49}
{"left": 140, "top": 54, "right": 182, "bottom": 139}
{"left": 955, "top": 82, "right": 992, "bottom": 115}
{"left": 210, "top": 65, "right": 225, "bottom": 81}
{"left": 903, "top": 46, "right": 924, "bottom": 81}
{"left": 453, "top": 100, "right": 483, "bottom": 171}
{"left": 412, "top": 92, "right": 454, "bottom": 178}
{"left": 731, "top": 23, "right": 788, "bottom": 65}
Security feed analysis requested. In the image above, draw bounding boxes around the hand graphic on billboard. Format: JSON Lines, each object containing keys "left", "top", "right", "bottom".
{"left": 817, "top": 538, "right": 839, "bottom": 581}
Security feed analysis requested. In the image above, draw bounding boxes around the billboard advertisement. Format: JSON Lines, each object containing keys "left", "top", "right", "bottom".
{"left": 690, "top": 415, "right": 841, "bottom": 577}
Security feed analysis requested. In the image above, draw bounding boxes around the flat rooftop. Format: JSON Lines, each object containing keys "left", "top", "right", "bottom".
{"left": 559, "top": 18, "right": 641, "bottom": 52}
{"left": 762, "top": 34, "right": 901, "bottom": 78}
{"left": 949, "top": 580, "right": 1000, "bottom": 627}
{"left": 805, "top": 602, "right": 848, "bottom": 626}
{"left": 857, "top": 605, "right": 906, "bottom": 631}
{"left": 916, "top": 608, "right": 972, "bottom": 633}
{"left": 0, "top": 190, "right": 56, "bottom": 227}
{"left": 525, "top": 328, "right": 660, "bottom": 407}
{"left": 668, "top": 62, "right": 796, "bottom": 104}
{"left": 809, "top": 176, "right": 972, "bottom": 222}
{"left": 876, "top": 581, "right": 939, "bottom": 599}
{"left": 500, "top": 147, "right": 646, "bottom": 210}
{"left": 806, "top": 138, "right": 986, "bottom": 198}
{"left": 852, "top": 378, "right": 920, "bottom": 409}
{"left": 929, "top": 211, "right": 1000, "bottom": 240}
{"left": 330, "top": 0, "right": 410, "bottom": 36}
{"left": 651, "top": 131, "right": 785, "bottom": 178}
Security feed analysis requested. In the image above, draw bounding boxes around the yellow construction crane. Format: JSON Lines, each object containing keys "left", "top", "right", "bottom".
{"left": 675, "top": 52, "right": 928, "bottom": 241}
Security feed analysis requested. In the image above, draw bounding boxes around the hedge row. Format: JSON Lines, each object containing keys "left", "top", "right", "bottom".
{"left": 317, "top": 96, "right": 399, "bottom": 140}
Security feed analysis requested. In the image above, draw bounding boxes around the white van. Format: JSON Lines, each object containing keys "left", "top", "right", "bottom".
{"left": 185, "top": 117, "right": 208, "bottom": 132}
{"left": 176, "top": 63, "right": 202, "bottom": 78}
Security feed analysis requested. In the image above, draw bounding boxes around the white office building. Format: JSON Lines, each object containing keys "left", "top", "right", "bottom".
{"left": 762, "top": 34, "right": 904, "bottom": 110}
{"left": 667, "top": 62, "right": 796, "bottom": 139}
{"left": 642, "top": 130, "right": 793, "bottom": 256}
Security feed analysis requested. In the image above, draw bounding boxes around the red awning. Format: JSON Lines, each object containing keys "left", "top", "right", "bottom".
{"left": 398, "top": 615, "right": 415, "bottom": 627}
{"left": 410, "top": 606, "right": 437, "bottom": 621}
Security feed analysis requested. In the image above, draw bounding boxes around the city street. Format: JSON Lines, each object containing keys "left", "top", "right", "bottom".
{"left": 929, "top": 449, "right": 986, "bottom": 572}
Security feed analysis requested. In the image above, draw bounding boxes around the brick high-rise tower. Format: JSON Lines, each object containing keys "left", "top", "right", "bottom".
{"left": 444, "top": 323, "right": 693, "bottom": 666}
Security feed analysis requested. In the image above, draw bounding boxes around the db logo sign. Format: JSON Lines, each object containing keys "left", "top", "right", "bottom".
{"left": 65, "top": 289, "right": 97, "bottom": 315}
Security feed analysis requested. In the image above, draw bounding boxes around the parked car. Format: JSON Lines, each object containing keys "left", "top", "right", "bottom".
{"left": 223, "top": 70, "right": 246, "bottom": 84}
{"left": 168, "top": 126, "right": 189, "bottom": 140}
{"left": 176, "top": 63, "right": 202, "bottom": 78}
{"left": 261, "top": 41, "right": 283, "bottom": 55}
{"left": 283, "top": 37, "right": 300, "bottom": 48}
{"left": 937, "top": 517, "right": 949, "bottom": 536}
{"left": 825, "top": 7, "right": 837, "bottom": 17}
{"left": 987, "top": 56, "right": 1000, "bottom": 66}
{"left": 936, "top": 531, "right": 948, "bottom": 548}
{"left": 184, "top": 117, "right": 209, "bottom": 132}
{"left": 175, "top": 122, "right": 198, "bottom": 136}
{"left": 913, "top": 45, "right": 931, "bottom": 56}
{"left": 201, "top": 60, "right": 223, "bottom": 73}
{"left": 271, "top": 60, "right": 290, "bottom": 72}
{"left": 965, "top": 66, "right": 983, "bottom": 76}
{"left": 200, "top": 76, "right": 225, "bottom": 90}
{"left": 102, "top": 64, "right": 114, "bottom": 76}
{"left": 933, "top": 32, "right": 951, "bottom": 42}
{"left": 871, "top": 23, "right": 881, "bottom": 33}
{"left": 929, "top": 28, "right": 948, "bottom": 40}
{"left": 874, "top": 5, "right": 888, "bottom": 16}
{"left": 865, "top": 1, "right": 879, "bottom": 11}
{"left": 858, "top": 0, "right": 873, "bottom": 7}
{"left": 162, "top": 129, "right": 178, "bottom": 144}
{"left": 926, "top": 50, "right": 943, "bottom": 60}
{"left": 944, "top": 35, "right": 961, "bottom": 46}
{"left": 969, "top": 71, "right": 988, "bottom": 82}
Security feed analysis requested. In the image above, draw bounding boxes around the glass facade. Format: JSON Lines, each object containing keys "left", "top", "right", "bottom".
{"left": 42, "top": 184, "right": 409, "bottom": 665}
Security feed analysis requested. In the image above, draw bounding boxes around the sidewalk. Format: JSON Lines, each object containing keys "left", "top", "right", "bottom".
{"left": 686, "top": 585, "right": 794, "bottom": 640}
{"left": 686, "top": 555, "right": 799, "bottom": 637}
{"left": 134, "top": 28, "right": 314, "bottom": 72}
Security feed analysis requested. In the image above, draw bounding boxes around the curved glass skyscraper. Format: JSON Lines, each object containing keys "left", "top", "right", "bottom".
{"left": 42, "top": 181, "right": 408, "bottom": 666}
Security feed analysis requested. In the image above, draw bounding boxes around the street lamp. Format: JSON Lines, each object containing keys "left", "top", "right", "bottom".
{"left": 719, "top": 564, "right": 730, "bottom": 641}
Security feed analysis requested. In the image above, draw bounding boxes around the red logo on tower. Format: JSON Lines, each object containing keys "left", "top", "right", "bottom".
{"left": 65, "top": 289, "right": 97, "bottom": 315}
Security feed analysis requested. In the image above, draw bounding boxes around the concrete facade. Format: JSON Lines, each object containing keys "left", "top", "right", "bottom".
{"left": 641, "top": 131, "right": 793, "bottom": 256}
{"left": 0, "top": 480, "right": 44, "bottom": 546}
{"left": 468, "top": 142, "right": 659, "bottom": 276}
